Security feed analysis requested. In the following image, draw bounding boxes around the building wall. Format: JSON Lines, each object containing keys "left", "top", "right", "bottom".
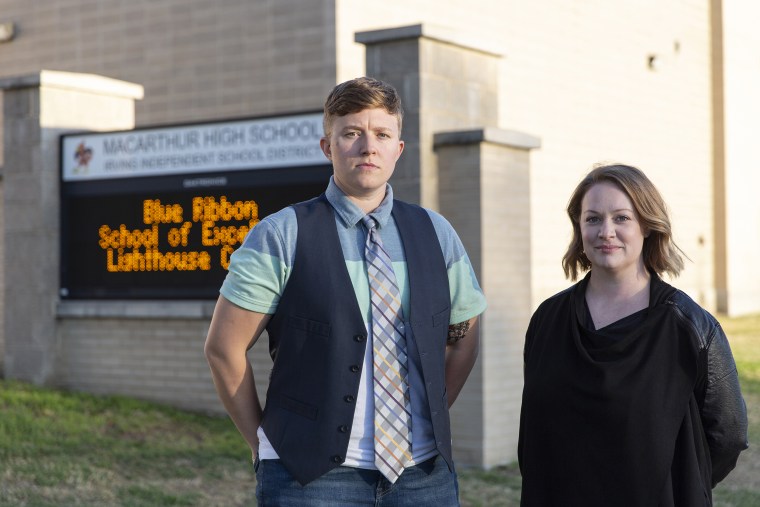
{"left": 437, "top": 137, "right": 535, "bottom": 466}
{"left": 0, "top": 1, "right": 750, "bottom": 313}
{"left": 56, "top": 310, "right": 220, "bottom": 411}
{"left": 1, "top": 72, "right": 143, "bottom": 386}
{"left": 0, "top": 0, "right": 337, "bottom": 127}
{"left": 337, "top": 0, "right": 716, "bottom": 309}
{"left": 56, "top": 300, "right": 271, "bottom": 414}
{"left": 720, "top": 0, "right": 760, "bottom": 316}
{"left": 434, "top": 126, "right": 537, "bottom": 466}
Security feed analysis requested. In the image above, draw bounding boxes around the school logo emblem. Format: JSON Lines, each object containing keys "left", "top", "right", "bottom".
{"left": 73, "top": 141, "right": 94, "bottom": 174}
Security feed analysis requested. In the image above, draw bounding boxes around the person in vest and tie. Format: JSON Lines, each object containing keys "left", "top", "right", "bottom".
{"left": 204, "top": 76, "right": 487, "bottom": 506}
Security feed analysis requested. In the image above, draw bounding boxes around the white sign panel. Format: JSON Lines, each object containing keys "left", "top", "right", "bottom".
{"left": 62, "top": 113, "right": 326, "bottom": 181}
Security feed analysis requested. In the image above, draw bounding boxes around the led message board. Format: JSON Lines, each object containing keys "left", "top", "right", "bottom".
{"left": 60, "top": 113, "right": 331, "bottom": 299}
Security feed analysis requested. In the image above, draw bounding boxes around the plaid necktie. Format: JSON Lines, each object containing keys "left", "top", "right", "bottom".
{"left": 362, "top": 215, "right": 412, "bottom": 483}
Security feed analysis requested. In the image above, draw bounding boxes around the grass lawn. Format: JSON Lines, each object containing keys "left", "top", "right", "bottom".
{"left": 0, "top": 383, "right": 256, "bottom": 506}
{"left": 1, "top": 313, "right": 758, "bottom": 506}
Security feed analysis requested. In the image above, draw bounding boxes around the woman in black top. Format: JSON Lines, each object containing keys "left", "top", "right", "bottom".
{"left": 518, "top": 164, "right": 748, "bottom": 506}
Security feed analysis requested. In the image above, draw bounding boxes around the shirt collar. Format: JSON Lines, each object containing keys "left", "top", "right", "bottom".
{"left": 325, "top": 176, "right": 395, "bottom": 229}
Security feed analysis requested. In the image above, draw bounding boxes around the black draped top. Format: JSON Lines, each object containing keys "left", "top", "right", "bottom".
{"left": 517, "top": 273, "right": 744, "bottom": 507}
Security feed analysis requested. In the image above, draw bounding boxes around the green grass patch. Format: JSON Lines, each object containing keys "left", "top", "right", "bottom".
{"left": 723, "top": 313, "right": 760, "bottom": 395}
{"left": 0, "top": 312, "right": 758, "bottom": 506}
{"left": 0, "top": 381, "right": 254, "bottom": 506}
{"left": 714, "top": 489, "right": 760, "bottom": 507}
{"left": 459, "top": 464, "right": 522, "bottom": 507}
{"left": 117, "top": 485, "right": 198, "bottom": 507}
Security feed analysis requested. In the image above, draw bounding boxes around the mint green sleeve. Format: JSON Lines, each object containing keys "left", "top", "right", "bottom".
{"left": 219, "top": 208, "right": 295, "bottom": 314}
{"left": 425, "top": 210, "right": 487, "bottom": 324}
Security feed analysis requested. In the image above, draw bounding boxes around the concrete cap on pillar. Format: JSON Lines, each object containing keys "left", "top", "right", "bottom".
{"left": 0, "top": 70, "right": 144, "bottom": 100}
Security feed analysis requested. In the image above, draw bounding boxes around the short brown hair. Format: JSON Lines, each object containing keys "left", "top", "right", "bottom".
{"left": 322, "top": 77, "right": 403, "bottom": 137}
{"left": 561, "top": 163, "right": 686, "bottom": 280}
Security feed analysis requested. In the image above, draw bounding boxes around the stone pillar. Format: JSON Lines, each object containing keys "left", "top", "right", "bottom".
{"left": 356, "top": 24, "right": 501, "bottom": 209}
{"left": 435, "top": 128, "right": 540, "bottom": 467}
{"left": 0, "top": 71, "right": 143, "bottom": 383}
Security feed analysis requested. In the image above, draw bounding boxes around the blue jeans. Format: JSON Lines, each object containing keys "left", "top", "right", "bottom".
{"left": 254, "top": 455, "right": 460, "bottom": 506}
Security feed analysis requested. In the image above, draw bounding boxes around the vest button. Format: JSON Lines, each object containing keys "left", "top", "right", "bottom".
{"left": 338, "top": 425, "right": 349, "bottom": 433}
{"left": 344, "top": 395, "right": 355, "bottom": 403}
{"left": 331, "top": 455, "right": 344, "bottom": 463}
{"left": 349, "top": 365, "right": 360, "bottom": 373}
{"left": 354, "top": 334, "right": 366, "bottom": 342}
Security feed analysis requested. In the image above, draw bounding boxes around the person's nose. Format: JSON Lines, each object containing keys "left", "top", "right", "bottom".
{"left": 360, "top": 134, "right": 378, "bottom": 155}
{"left": 598, "top": 219, "right": 616, "bottom": 239}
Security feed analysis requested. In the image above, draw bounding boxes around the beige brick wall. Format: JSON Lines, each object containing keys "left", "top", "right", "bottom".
{"left": 0, "top": 1, "right": 745, "bottom": 313}
{"left": 437, "top": 129, "right": 537, "bottom": 467}
{"left": 437, "top": 141, "right": 485, "bottom": 464}
{"left": 57, "top": 315, "right": 220, "bottom": 410}
{"left": 499, "top": 1, "right": 714, "bottom": 308}
{"left": 1, "top": 71, "right": 142, "bottom": 384}
{"left": 720, "top": 0, "right": 760, "bottom": 315}
{"left": 479, "top": 141, "right": 533, "bottom": 466}
{"left": 55, "top": 301, "right": 273, "bottom": 415}
{"left": 338, "top": 0, "right": 717, "bottom": 309}
{"left": 0, "top": 0, "right": 337, "bottom": 127}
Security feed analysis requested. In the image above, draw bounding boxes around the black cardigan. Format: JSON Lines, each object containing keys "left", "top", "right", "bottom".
{"left": 518, "top": 273, "right": 748, "bottom": 507}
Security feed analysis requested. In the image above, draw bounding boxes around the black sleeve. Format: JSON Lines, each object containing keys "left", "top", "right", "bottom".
{"left": 523, "top": 310, "right": 539, "bottom": 363}
{"left": 700, "top": 320, "right": 749, "bottom": 486}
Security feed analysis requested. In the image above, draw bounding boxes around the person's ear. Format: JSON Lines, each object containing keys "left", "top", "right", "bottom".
{"left": 320, "top": 137, "right": 332, "bottom": 160}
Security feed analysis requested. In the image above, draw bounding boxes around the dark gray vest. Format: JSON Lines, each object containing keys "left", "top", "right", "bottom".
{"left": 262, "top": 194, "right": 452, "bottom": 485}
